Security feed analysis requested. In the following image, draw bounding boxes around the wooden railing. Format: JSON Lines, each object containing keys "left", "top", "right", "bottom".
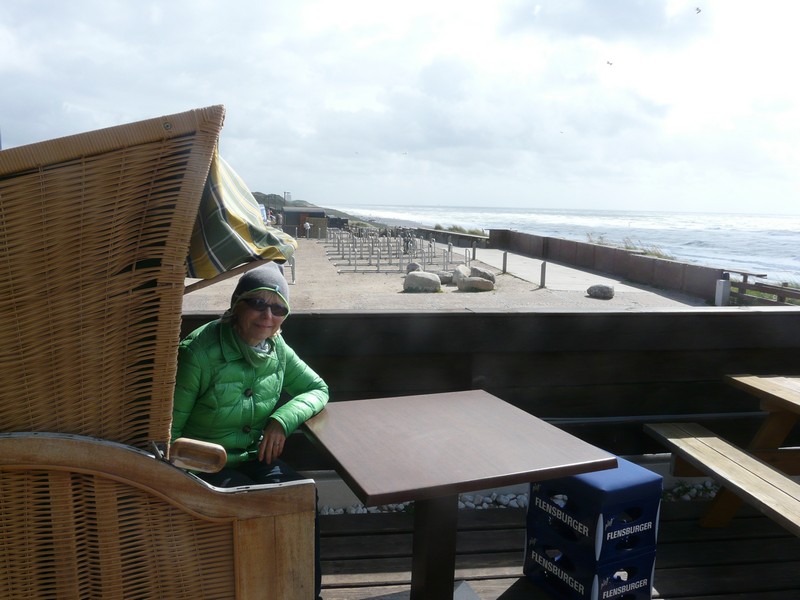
{"left": 731, "top": 279, "right": 800, "bottom": 306}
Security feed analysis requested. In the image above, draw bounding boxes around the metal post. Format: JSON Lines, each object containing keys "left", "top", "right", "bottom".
{"left": 715, "top": 278, "right": 731, "bottom": 306}
{"left": 778, "top": 282, "right": 789, "bottom": 304}
{"left": 540, "top": 261, "right": 547, "bottom": 288}
{"left": 502, "top": 251, "right": 508, "bottom": 274}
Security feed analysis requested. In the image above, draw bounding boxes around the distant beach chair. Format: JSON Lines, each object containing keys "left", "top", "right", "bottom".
{"left": 0, "top": 106, "right": 314, "bottom": 599}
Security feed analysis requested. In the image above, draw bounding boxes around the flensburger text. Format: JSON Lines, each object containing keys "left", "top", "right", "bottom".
{"left": 529, "top": 549, "right": 585, "bottom": 594}
{"left": 602, "top": 577, "right": 649, "bottom": 598}
{"left": 534, "top": 497, "right": 590, "bottom": 537}
{"left": 606, "top": 520, "right": 653, "bottom": 540}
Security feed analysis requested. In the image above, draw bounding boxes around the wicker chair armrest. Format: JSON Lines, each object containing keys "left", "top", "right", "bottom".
{"left": 0, "top": 432, "right": 315, "bottom": 519}
{"left": 169, "top": 437, "right": 228, "bottom": 473}
{"left": 0, "top": 432, "right": 316, "bottom": 599}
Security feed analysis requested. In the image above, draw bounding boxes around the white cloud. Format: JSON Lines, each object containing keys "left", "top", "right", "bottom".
{"left": 1, "top": 0, "right": 798, "bottom": 214}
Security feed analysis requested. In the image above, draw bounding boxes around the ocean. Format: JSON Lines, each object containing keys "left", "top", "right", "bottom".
{"left": 329, "top": 205, "right": 800, "bottom": 284}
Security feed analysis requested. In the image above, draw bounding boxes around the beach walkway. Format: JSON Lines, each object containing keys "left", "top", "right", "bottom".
{"left": 183, "top": 238, "right": 707, "bottom": 314}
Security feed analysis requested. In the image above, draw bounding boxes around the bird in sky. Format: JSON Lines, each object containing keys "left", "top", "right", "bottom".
{"left": 696, "top": 7, "right": 701, "bottom": 13}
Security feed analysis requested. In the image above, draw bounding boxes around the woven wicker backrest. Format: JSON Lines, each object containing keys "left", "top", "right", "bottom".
{"left": 0, "top": 106, "right": 225, "bottom": 448}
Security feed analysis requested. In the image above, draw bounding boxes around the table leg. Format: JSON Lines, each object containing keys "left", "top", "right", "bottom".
{"left": 701, "top": 411, "right": 798, "bottom": 528}
{"left": 410, "top": 494, "right": 459, "bottom": 600}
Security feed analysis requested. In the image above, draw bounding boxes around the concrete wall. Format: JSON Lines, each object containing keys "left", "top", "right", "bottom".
{"left": 490, "top": 229, "right": 723, "bottom": 303}
{"left": 412, "top": 227, "right": 489, "bottom": 249}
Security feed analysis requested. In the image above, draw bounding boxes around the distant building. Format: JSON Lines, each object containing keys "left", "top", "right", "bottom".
{"left": 282, "top": 206, "right": 326, "bottom": 229}
{"left": 327, "top": 216, "right": 349, "bottom": 229}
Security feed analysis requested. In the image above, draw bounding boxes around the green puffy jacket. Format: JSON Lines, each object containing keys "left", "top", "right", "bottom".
{"left": 171, "top": 319, "right": 328, "bottom": 466}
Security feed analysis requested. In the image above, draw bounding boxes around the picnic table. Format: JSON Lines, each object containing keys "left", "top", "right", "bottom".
{"left": 647, "top": 375, "right": 800, "bottom": 536}
{"left": 303, "top": 389, "right": 617, "bottom": 599}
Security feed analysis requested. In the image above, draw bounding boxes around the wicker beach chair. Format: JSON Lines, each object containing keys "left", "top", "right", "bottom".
{"left": 0, "top": 106, "right": 315, "bottom": 599}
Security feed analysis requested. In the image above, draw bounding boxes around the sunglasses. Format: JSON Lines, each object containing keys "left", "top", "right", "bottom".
{"left": 242, "top": 297, "right": 289, "bottom": 317}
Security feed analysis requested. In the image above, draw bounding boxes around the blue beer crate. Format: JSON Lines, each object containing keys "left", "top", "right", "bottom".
{"left": 524, "top": 541, "right": 656, "bottom": 600}
{"left": 527, "top": 457, "right": 662, "bottom": 563}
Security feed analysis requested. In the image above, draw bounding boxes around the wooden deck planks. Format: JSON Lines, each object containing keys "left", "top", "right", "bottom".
{"left": 320, "top": 501, "right": 800, "bottom": 599}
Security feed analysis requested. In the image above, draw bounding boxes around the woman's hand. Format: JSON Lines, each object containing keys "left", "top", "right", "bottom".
{"left": 258, "top": 419, "right": 287, "bottom": 464}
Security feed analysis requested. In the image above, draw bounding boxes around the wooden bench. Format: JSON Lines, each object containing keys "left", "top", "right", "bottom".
{"left": 645, "top": 422, "right": 800, "bottom": 537}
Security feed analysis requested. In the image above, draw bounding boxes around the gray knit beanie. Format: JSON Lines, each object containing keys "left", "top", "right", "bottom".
{"left": 230, "top": 262, "right": 290, "bottom": 311}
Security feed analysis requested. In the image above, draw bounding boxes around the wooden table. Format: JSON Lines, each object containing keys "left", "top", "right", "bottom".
{"left": 303, "top": 390, "right": 617, "bottom": 599}
{"left": 700, "top": 374, "right": 800, "bottom": 527}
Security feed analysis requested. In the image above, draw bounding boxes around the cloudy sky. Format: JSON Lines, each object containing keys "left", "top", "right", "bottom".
{"left": 2, "top": 0, "right": 798, "bottom": 214}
